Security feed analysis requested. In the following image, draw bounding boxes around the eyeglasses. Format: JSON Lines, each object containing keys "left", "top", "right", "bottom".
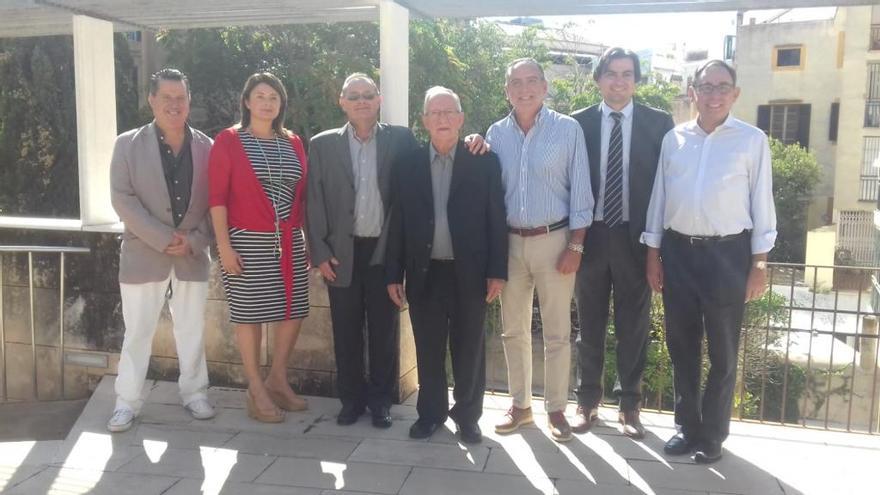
{"left": 425, "top": 109, "right": 461, "bottom": 120}
{"left": 344, "top": 92, "right": 378, "bottom": 101}
{"left": 694, "top": 83, "right": 735, "bottom": 96}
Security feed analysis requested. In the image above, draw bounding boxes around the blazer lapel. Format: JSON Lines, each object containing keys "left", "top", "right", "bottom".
{"left": 448, "top": 141, "right": 467, "bottom": 200}
{"left": 376, "top": 123, "right": 393, "bottom": 205}
{"left": 142, "top": 122, "right": 173, "bottom": 219}
{"left": 585, "top": 108, "right": 602, "bottom": 201}
{"left": 418, "top": 146, "right": 434, "bottom": 210}
{"left": 334, "top": 126, "right": 355, "bottom": 189}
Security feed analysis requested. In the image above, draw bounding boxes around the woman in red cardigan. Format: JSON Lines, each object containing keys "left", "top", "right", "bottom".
{"left": 209, "top": 72, "right": 309, "bottom": 423}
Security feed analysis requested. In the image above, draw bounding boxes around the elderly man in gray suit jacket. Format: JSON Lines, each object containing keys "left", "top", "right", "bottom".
{"left": 307, "top": 73, "right": 418, "bottom": 428}
{"left": 108, "top": 69, "right": 215, "bottom": 432}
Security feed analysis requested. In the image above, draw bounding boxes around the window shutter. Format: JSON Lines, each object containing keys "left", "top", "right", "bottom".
{"left": 796, "top": 104, "right": 811, "bottom": 148}
{"left": 757, "top": 105, "right": 771, "bottom": 134}
{"left": 829, "top": 102, "right": 839, "bottom": 142}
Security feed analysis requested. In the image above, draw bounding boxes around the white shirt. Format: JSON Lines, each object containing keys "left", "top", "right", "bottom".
{"left": 641, "top": 114, "right": 777, "bottom": 254}
{"left": 595, "top": 100, "right": 633, "bottom": 222}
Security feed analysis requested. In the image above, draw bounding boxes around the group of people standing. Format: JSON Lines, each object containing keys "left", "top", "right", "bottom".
{"left": 107, "top": 45, "right": 776, "bottom": 466}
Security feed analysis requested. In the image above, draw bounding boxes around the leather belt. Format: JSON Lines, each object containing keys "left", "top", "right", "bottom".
{"left": 667, "top": 229, "right": 749, "bottom": 246}
{"left": 509, "top": 218, "right": 568, "bottom": 237}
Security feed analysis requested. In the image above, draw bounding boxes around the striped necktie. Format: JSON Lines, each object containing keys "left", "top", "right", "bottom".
{"left": 604, "top": 111, "right": 624, "bottom": 227}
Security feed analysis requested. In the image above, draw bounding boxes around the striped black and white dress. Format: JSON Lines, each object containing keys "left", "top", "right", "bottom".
{"left": 222, "top": 130, "right": 309, "bottom": 323}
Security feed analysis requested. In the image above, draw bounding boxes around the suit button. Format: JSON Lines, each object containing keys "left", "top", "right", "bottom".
{"left": 349, "top": 209, "right": 354, "bottom": 214}
{"left": 166, "top": 208, "right": 172, "bottom": 212}
{"left": 422, "top": 267, "right": 428, "bottom": 272}
{"left": 427, "top": 243, "right": 432, "bottom": 249}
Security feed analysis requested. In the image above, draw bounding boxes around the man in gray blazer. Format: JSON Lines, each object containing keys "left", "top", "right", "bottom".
{"left": 307, "top": 73, "right": 418, "bottom": 428}
{"left": 108, "top": 69, "right": 215, "bottom": 432}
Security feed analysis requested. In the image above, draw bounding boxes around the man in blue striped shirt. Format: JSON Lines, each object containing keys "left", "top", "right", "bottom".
{"left": 487, "top": 58, "right": 594, "bottom": 442}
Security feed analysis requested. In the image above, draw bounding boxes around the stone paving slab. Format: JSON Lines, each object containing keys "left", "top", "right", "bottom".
{"left": 3, "top": 466, "right": 180, "bottom": 495}
{"left": 165, "top": 477, "right": 322, "bottom": 495}
{"left": 254, "top": 457, "right": 411, "bottom": 494}
{"left": 4, "top": 377, "right": 880, "bottom": 495}
{"left": 398, "top": 466, "right": 553, "bottom": 495}
{"left": 115, "top": 446, "right": 276, "bottom": 482}
{"left": 350, "top": 438, "right": 490, "bottom": 471}
{"left": 224, "top": 431, "right": 358, "bottom": 460}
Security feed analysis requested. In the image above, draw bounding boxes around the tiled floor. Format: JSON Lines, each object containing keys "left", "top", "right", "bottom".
{"left": 1, "top": 377, "right": 878, "bottom": 495}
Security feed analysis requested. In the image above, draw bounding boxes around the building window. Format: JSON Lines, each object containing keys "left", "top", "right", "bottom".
{"left": 773, "top": 45, "right": 804, "bottom": 70}
{"left": 829, "top": 102, "right": 839, "bottom": 142}
{"left": 757, "top": 103, "right": 811, "bottom": 148}
{"left": 866, "top": 63, "right": 880, "bottom": 127}
{"left": 871, "top": 24, "right": 880, "bottom": 51}
{"left": 723, "top": 35, "right": 736, "bottom": 61}
{"left": 860, "top": 137, "right": 880, "bottom": 201}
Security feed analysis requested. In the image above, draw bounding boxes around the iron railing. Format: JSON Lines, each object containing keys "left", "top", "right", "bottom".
{"left": 0, "top": 245, "right": 90, "bottom": 402}
{"left": 484, "top": 262, "right": 880, "bottom": 434}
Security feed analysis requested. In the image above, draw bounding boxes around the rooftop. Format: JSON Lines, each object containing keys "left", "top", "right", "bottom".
{"left": 1, "top": 377, "right": 877, "bottom": 495}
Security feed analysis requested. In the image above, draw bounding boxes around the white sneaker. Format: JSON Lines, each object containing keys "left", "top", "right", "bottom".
{"left": 107, "top": 407, "right": 135, "bottom": 433}
{"left": 185, "top": 398, "right": 216, "bottom": 420}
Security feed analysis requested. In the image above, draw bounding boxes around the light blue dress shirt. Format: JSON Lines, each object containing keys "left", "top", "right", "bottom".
{"left": 486, "top": 106, "right": 593, "bottom": 230}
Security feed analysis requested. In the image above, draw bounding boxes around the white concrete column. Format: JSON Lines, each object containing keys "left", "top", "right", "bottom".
{"left": 379, "top": 0, "right": 409, "bottom": 126}
{"left": 73, "top": 15, "right": 118, "bottom": 227}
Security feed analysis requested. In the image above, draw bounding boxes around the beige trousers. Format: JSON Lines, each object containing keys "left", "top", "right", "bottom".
{"left": 500, "top": 228, "right": 574, "bottom": 413}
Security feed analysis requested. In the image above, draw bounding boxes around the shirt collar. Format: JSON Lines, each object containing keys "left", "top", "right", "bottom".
{"left": 155, "top": 122, "right": 192, "bottom": 147}
{"left": 430, "top": 142, "right": 457, "bottom": 163}
{"left": 506, "top": 104, "right": 548, "bottom": 133}
{"left": 686, "top": 113, "right": 738, "bottom": 136}
{"left": 345, "top": 121, "right": 378, "bottom": 144}
{"left": 600, "top": 99, "right": 633, "bottom": 121}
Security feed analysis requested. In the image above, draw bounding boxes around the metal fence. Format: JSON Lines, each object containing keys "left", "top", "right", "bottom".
{"left": 0, "top": 245, "right": 91, "bottom": 402}
{"left": 837, "top": 210, "right": 875, "bottom": 265}
{"left": 484, "top": 262, "right": 880, "bottom": 434}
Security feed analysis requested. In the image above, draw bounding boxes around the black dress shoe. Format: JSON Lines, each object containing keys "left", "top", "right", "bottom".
{"left": 336, "top": 403, "right": 365, "bottom": 426}
{"left": 371, "top": 405, "right": 393, "bottom": 429}
{"left": 694, "top": 441, "right": 723, "bottom": 464}
{"left": 664, "top": 432, "right": 699, "bottom": 456}
{"left": 409, "top": 419, "right": 441, "bottom": 439}
{"left": 456, "top": 422, "right": 482, "bottom": 444}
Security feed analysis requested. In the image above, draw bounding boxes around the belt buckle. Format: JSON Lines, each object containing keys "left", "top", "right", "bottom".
{"left": 541, "top": 225, "right": 550, "bottom": 235}
{"left": 687, "top": 235, "right": 701, "bottom": 245}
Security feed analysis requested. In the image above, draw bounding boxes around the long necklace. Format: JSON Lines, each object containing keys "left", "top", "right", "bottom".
{"left": 251, "top": 130, "right": 284, "bottom": 258}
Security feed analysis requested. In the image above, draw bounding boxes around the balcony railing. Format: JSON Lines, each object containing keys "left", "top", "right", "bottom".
{"left": 484, "top": 262, "right": 880, "bottom": 434}
{"left": 865, "top": 100, "right": 880, "bottom": 128}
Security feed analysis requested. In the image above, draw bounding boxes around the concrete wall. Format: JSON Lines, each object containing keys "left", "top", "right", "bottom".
{"left": 0, "top": 230, "right": 417, "bottom": 403}
{"left": 834, "top": 7, "right": 880, "bottom": 218}
{"left": 736, "top": 17, "right": 839, "bottom": 229}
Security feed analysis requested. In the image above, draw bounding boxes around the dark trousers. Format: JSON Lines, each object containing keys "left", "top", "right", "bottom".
{"left": 408, "top": 261, "right": 486, "bottom": 425}
{"left": 661, "top": 230, "right": 751, "bottom": 443}
{"left": 575, "top": 222, "right": 651, "bottom": 411}
{"left": 327, "top": 237, "right": 399, "bottom": 411}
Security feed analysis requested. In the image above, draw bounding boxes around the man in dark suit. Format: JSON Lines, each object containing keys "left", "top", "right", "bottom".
{"left": 570, "top": 47, "right": 675, "bottom": 438}
{"left": 386, "top": 86, "right": 508, "bottom": 444}
{"left": 307, "top": 73, "right": 419, "bottom": 428}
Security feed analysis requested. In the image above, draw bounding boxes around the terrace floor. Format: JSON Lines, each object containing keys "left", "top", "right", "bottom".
{"left": 1, "top": 377, "right": 878, "bottom": 495}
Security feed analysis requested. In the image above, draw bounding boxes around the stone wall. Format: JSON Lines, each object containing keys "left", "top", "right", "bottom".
{"left": 0, "top": 229, "right": 417, "bottom": 403}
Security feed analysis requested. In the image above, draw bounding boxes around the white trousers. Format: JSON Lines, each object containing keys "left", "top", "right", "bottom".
{"left": 115, "top": 269, "right": 209, "bottom": 412}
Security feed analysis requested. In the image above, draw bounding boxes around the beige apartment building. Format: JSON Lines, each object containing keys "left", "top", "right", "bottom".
{"left": 736, "top": 6, "right": 880, "bottom": 265}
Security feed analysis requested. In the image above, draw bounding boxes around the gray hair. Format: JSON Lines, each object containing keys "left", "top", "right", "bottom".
{"left": 505, "top": 58, "right": 545, "bottom": 84}
{"left": 422, "top": 86, "right": 462, "bottom": 114}
{"left": 340, "top": 72, "right": 379, "bottom": 95}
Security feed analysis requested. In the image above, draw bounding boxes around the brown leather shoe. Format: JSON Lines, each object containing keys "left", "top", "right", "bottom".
{"left": 619, "top": 410, "right": 646, "bottom": 439}
{"left": 571, "top": 405, "right": 599, "bottom": 434}
{"left": 547, "top": 411, "right": 572, "bottom": 442}
{"left": 495, "top": 406, "right": 534, "bottom": 434}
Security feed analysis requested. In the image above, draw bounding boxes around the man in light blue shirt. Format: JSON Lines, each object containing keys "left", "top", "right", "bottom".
{"left": 487, "top": 58, "right": 593, "bottom": 443}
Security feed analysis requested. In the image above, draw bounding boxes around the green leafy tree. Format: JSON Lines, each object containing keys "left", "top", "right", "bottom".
{"left": 769, "top": 138, "right": 821, "bottom": 263}
{"left": 551, "top": 70, "right": 679, "bottom": 116}
{"left": 0, "top": 34, "right": 138, "bottom": 217}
